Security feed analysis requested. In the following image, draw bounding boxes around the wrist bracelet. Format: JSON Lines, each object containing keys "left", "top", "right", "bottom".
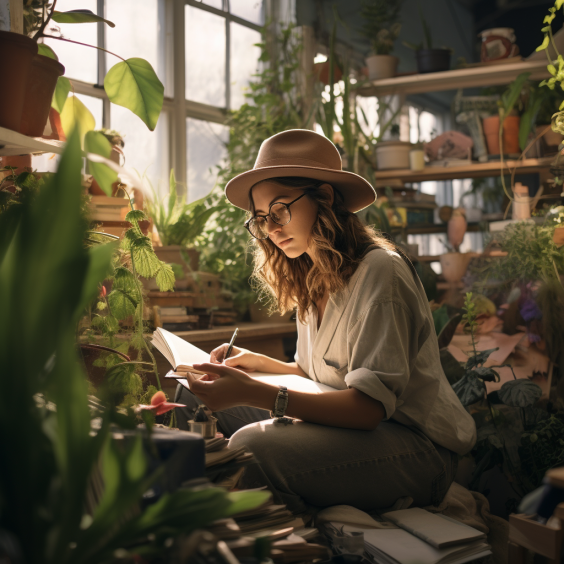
{"left": 270, "top": 385, "right": 289, "bottom": 419}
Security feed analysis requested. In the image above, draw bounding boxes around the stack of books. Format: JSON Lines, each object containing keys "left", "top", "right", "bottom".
{"left": 88, "top": 195, "right": 129, "bottom": 222}
{"left": 324, "top": 506, "right": 491, "bottom": 564}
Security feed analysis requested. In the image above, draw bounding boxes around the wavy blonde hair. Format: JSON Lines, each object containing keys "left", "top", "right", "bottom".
{"left": 249, "top": 177, "right": 415, "bottom": 324}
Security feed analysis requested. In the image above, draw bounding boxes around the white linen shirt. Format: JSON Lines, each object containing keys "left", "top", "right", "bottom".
{"left": 294, "top": 247, "right": 477, "bottom": 455}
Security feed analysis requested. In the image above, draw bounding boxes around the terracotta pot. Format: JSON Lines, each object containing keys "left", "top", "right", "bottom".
{"left": 313, "top": 61, "right": 342, "bottom": 86}
{"left": 537, "top": 124, "right": 564, "bottom": 154}
{"left": 20, "top": 55, "right": 65, "bottom": 136}
{"left": 0, "top": 155, "right": 32, "bottom": 174}
{"left": 482, "top": 115, "right": 520, "bottom": 155}
{"left": 366, "top": 55, "right": 398, "bottom": 80}
{"left": 554, "top": 226, "right": 564, "bottom": 247}
{"left": 440, "top": 252, "right": 472, "bottom": 283}
{"left": 0, "top": 31, "right": 38, "bottom": 132}
{"left": 153, "top": 245, "right": 200, "bottom": 272}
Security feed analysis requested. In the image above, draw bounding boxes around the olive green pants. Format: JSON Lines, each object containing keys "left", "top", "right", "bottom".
{"left": 175, "top": 385, "right": 457, "bottom": 514}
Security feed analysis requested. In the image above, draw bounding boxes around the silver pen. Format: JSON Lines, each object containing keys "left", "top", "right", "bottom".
{"left": 224, "top": 327, "right": 239, "bottom": 362}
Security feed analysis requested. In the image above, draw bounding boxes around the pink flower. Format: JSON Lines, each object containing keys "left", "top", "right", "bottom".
{"left": 138, "top": 391, "right": 184, "bottom": 416}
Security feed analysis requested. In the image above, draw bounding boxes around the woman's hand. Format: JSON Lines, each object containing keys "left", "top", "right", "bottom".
{"left": 186, "top": 362, "right": 262, "bottom": 412}
{"left": 209, "top": 344, "right": 265, "bottom": 373}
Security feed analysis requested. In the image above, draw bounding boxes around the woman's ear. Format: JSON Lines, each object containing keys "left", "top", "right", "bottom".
{"left": 319, "top": 183, "right": 334, "bottom": 206}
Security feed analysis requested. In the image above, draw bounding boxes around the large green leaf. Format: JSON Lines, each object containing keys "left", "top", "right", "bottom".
{"left": 104, "top": 58, "right": 164, "bottom": 131}
{"left": 131, "top": 238, "right": 161, "bottom": 278}
{"left": 107, "top": 288, "right": 137, "bottom": 319}
{"left": 85, "top": 131, "right": 118, "bottom": 197}
{"left": 498, "top": 379, "right": 542, "bottom": 407}
{"left": 155, "top": 263, "right": 175, "bottom": 292}
{"left": 60, "top": 95, "right": 95, "bottom": 143}
{"left": 52, "top": 77, "right": 71, "bottom": 114}
{"left": 452, "top": 373, "right": 486, "bottom": 406}
{"left": 52, "top": 9, "right": 115, "bottom": 27}
{"left": 38, "top": 43, "right": 58, "bottom": 60}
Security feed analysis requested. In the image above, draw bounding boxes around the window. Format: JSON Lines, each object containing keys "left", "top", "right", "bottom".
{"left": 34, "top": 0, "right": 265, "bottom": 203}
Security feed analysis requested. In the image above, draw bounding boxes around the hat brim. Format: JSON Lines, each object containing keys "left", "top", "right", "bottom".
{"left": 225, "top": 165, "right": 377, "bottom": 213}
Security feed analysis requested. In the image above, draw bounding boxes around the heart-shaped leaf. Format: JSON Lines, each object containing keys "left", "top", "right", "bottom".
{"left": 131, "top": 238, "right": 160, "bottom": 278}
{"left": 155, "top": 263, "right": 175, "bottom": 292}
{"left": 452, "top": 374, "right": 486, "bottom": 406}
{"left": 52, "top": 9, "right": 115, "bottom": 27}
{"left": 104, "top": 58, "right": 164, "bottom": 131}
{"left": 52, "top": 77, "right": 71, "bottom": 114}
{"left": 107, "top": 289, "right": 137, "bottom": 320}
{"left": 60, "top": 95, "right": 95, "bottom": 143}
{"left": 85, "top": 131, "right": 118, "bottom": 197}
{"left": 498, "top": 379, "right": 542, "bottom": 407}
{"left": 38, "top": 44, "right": 58, "bottom": 61}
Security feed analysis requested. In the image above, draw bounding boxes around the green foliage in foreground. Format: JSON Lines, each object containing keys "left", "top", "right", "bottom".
{"left": 0, "top": 130, "right": 268, "bottom": 563}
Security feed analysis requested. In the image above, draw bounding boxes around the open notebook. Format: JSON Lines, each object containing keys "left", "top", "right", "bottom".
{"left": 151, "top": 328, "right": 336, "bottom": 394}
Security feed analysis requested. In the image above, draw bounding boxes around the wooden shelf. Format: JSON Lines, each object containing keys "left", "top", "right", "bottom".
{"left": 375, "top": 157, "right": 553, "bottom": 183}
{"left": 391, "top": 222, "right": 485, "bottom": 235}
{"left": 357, "top": 59, "right": 550, "bottom": 97}
{"left": 0, "top": 126, "right": 64, "bottom": 157}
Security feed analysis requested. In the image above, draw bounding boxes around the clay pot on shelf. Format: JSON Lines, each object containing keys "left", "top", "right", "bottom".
{"left": 366, "top": 54, "right": 398, "bottom": 80}
{"left": 415, "top": 49, "right": 450, "bottom": 73}
{"left": 153, "top": 245, "right": 200, "bottom": 272}
{"left": 439, "top": 252, "right": 473, "bottom": 283}
{"left": 375, "top": 141, "right": 412, "bottom": 170}
{"left": 20, "top": 55, "right": 65, "bottom": 137}
{"left": 482, "top": 115, "right": 520, "bottom": 155}
{"left": 536, "top": 124, "right": 564, "bottom": 155}
{"left": 313, "top": 61, "right": 342, "bottom": 86}
{"left": 0, "top": 31, "right": 38, "bottom": 132}
{"left": 554, "top": 226, "right": 564, "bottom": 247}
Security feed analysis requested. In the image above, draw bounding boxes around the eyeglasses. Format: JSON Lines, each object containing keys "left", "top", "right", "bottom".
{"left": 245, "top": 193, "right": 307, "bottom": 240}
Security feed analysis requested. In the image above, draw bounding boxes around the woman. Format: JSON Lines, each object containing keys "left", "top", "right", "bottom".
{"left": 175, "top": 129, "right": 476, "bottom": 514}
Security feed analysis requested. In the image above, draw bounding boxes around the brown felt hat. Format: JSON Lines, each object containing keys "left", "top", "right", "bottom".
{"left": 225, "top": 129, "right": 377, "bottom": 213}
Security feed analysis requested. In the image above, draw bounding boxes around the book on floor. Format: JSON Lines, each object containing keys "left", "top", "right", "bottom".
{"left": 332, "top": 525, "right": 491, "bottom": 564}
{"left": 381, "top": 508, "right": 487, "bottom": 549}
{"left": 151, "top": 327, "right": 336, "bottom": 393}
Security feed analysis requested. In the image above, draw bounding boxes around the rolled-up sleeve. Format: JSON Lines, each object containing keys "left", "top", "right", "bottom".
{"left": 344, "top": 299, "right": 424, "bottom": 419}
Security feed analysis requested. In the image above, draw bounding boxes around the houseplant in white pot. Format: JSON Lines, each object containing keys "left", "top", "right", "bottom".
{"left": 359, "top": 0, "right": 403, "bottom": 80}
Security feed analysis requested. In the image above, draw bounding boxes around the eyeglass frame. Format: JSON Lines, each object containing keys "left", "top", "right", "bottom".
{"left": 244, "top": 192, "right": 308, "bottom": 240}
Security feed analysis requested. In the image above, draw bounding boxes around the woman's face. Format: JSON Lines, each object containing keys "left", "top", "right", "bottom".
{"left": 250, "top": 181, "right": 321, "bottom": 259}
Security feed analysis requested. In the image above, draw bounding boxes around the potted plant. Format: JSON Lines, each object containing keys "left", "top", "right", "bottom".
{"left": 359, "top": 0, "right": 403, "bottom": 80}
{"left": 12, "top": 2, "right": 164, "bottom": 140}
{"left": 482, "top": 72, "right": 530, "bottom": 155}
{"left": 145, "top": 170, "right": 218, "bottom": 280}
{"left": 404, "top": 13, "right": 451, "bottom": 74}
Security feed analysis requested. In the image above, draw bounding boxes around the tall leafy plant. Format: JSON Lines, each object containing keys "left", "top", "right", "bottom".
{"left": 146, "top": 170, "right": 217, "bottom": 247}
{"left": 359, "top": 0, "right": 403, "bottom": 55}
{"left": 0, "top": 129, "right": 268, "bottom": 564}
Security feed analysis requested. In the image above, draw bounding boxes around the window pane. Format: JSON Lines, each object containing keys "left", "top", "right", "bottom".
{"left": 43, "top": 0, "right": 98, "bottom": 83}
{"left": 185, "top": 6, "right": 226, "bottom": 107}
{"left": 111, "top": 106, "right": 169, "bottom": 191}
{"left": 230, "top": 22, "right": 261, "bottom": 109}
{"left": 230, "top": 0, "right": 265, "bottom": 24}
{"left": 187, "top": 118, "right": 228, "bottom": 201}
{"left": 105, "top": 0, "right": 166, "bottom": 90}
{"left": 201, "top": 0, "right": 223, "bottom": 9}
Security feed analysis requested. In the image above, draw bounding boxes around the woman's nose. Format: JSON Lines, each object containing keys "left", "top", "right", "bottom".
{"left": 266, "top": 216, "right": 282, "bottom": 235}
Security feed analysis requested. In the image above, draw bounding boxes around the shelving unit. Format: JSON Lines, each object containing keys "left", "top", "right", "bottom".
{"left": 0, "top": 126, "right": 64, "bottom": 157}
{"left": 357, "top": 58, "right": 550, "bottom": 97}
{"left": 375, "top": 157, "right": 553, "bottom": 183}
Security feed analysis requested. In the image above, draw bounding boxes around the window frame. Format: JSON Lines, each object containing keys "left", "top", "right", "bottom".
{"left": 51, "top": 0, "right": 266, "bottom": 197}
